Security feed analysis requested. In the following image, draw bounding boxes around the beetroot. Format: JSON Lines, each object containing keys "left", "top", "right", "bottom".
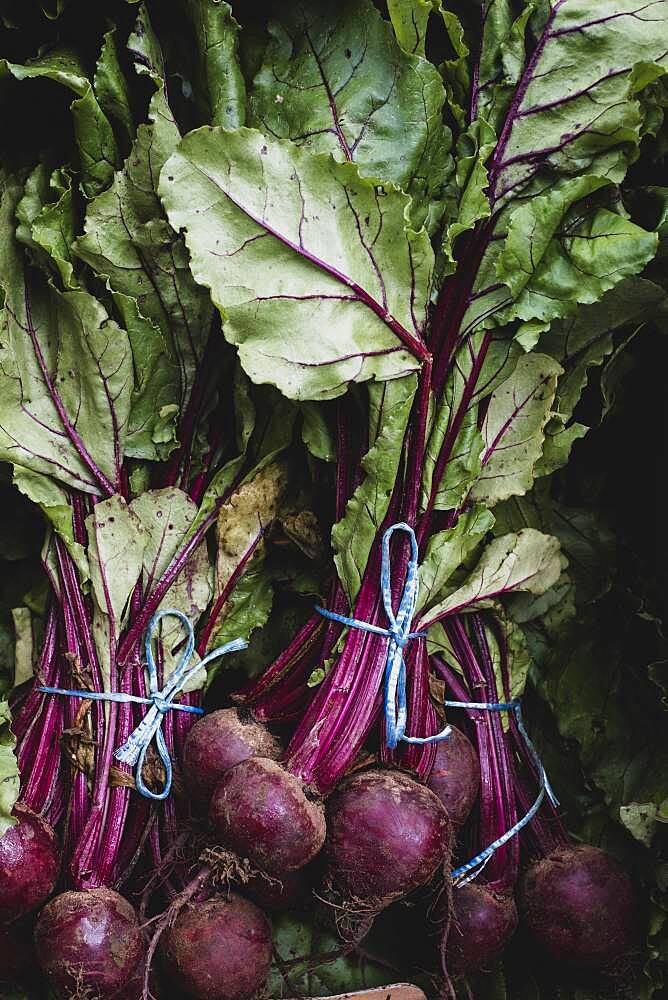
{"left": 162, "top": 893, "right": 272, "bottom": 1000}
{"left": 326, "top": 769, "right": 451, "bottom": 904}
{"left": 34, "top": 887, "right": 144, "bottom": 998}
{"left": 427, "top": 725, "right": 480, "bottom": 827}
{"left": 184, "top": 709, "right": 281, "bottom": 806}
{"left": 0, "top": 804, "right": 59, "bottom": 923}
{"left": 519, "top": 845, "right": 636, "bottom": 970}
{"left": 443, "top": 883, "right": 518, "bottom": 975}
{"left": 209, "top": 757, "right": 325, "bottom": 874}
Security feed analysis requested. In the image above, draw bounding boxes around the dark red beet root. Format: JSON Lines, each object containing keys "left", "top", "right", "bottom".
{"left": 0, "top": 804, "right": 59, "bottom": 923}
{"left": 209, "top": 757, "right": 325, "bottom": 874}
{"left": 519, "top": 845, "right": 636, "bottom": 970}
{"left": 0, "top": 921, "right": 36, "bottom": 984}
{"left": 443, "top": 883, "right": 518, "bottom": 975}
{"left": 34, "top": 887, "right": 143, "bottom": 999}
{"left": 427, "top": 726, "right": 480, "bottom": 827}
{"left": 326, "top": 769, "right": 451, "bottom": 903}
{"left": 162, "top": 894, "right": 272, "bottom": 1000}
{"left": 184, "top": 709, "right": 281, "bottom": 806}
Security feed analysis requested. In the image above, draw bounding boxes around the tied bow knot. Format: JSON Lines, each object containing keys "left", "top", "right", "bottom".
{"left": 38, "top": 608, "right": 247, "bottom": 801}
{"left": 317, "top": 522, "right": 451, "bottom": 750}
{"left": 113, "top": 609, "right": 247, "bottom": 799}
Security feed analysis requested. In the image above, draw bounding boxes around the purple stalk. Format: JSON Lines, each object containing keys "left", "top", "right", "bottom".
{"left": 235, "top": 616, "right": 325, "bottom": 707}
{"left": 379, "top": 639, "right": 440, "bottom": 780}
{"left": 488, "top": 617, "right": 569, "bottom": 853}
{"left": 437, "top": 617, "right": 518, "bottom": 895}
{"left": 12, "top": 607, "right": 57, "bottom": 740}
{"left": 470, "top": 614, "right": 519, "bottom": 894}
{"left": 160, "top": 327, "right": 221, "bottom": 491}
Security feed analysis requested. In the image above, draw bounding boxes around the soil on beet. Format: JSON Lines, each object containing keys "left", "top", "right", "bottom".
{"left": 209, "top": 756, "right": 325, "bottom": 874}
{"left": 34, "top": 887, "right": 144, "bottom": 999}
{"left": 183, "top": 709, "right": 281, "bottom": 807}
{"left": 326, "top": 769, "right": 452, "bottom": 904}
{"left": 161, "top": 893, "right": 272, "bottom": 1000}
{"left": 519, "top": 845, "right": 636, "bottom": 970}
{"left": 0, "top": 804, "right": 60, "bottom": 923}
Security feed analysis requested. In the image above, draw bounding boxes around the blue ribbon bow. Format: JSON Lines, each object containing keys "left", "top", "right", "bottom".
{"left": 445, "top": 699, "right": 559, "bottom": 884}
{"left": 39, "top": 608, "right": 247, "bottom": 801}
{"left": 317, "top": 522, "right": 451, "bottom": 749}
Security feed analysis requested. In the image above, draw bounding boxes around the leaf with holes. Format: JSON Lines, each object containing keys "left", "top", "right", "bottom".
{"left": 249, "top": 0, "right": 451, "bottom": 231}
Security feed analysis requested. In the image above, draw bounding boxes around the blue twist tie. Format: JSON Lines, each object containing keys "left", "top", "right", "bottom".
{"left": 316, "top": 522, "right": 451, "bottom": 750}
{"left": 445, "top": 699, "right": 559, "bottom": 885}
{"left": 38, "top": 608, "right": 247, "bottom": 801}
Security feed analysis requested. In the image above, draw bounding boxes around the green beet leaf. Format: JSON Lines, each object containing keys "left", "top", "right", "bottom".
{"left": 250, "top": 0, "right": 452, "bottom": 231}
{"left": 159, "top": 127, "right": 433, "bottom": 400}
{"left": 1, "top": 48, "right": 120, "bottom": 198}
{"left": 94, "top": 27, "right": 134, "bottom": 145}
{"left": 417, "top": 504, "right": 495, "bottom": 615}
{"left": 185, "top": 0, "right": 247, "bottom": 129}
{"left": 86, "top": 495, "right": 146, "bottom": 690}
{"left": 418, "top": 527, "right": 562, "bottom": 627}
{"left": 469, "top": 352, "right": 561, "bottom": 506}
{"left": 0, "top": 174, "right": 133, "bottom": 497}
{"left": 75, "top": 7, "right": 212, "bottom": 439}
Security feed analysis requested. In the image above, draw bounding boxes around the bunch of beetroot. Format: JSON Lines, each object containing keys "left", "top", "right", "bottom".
{"left": 1, "top": 0, "right": 666, "bottom": 997}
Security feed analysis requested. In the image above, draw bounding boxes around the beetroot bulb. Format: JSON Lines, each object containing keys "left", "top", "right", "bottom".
{"left": 519, "top": 844, "right": 636, "bottom": 970}
{"left": 427, "top": 725, "right": 480, "bottom": 827}
{"left": 183, "top": 708, "right": 281, "bottom": 807}
{"left": 209, "top": 756, "right": 326, "bottom": 874}
{"left": 34, "top": 888, "right": 144, "bottom": 999}
{"left": 442, "top": 883, "right": 518, "bottom": 976}
{"left": 326, "top": 769, "right": 451, "bottom": 908}
{"left": 162, "top": 893, "right": 272, "bottom": 1000}
{"left": 0, "top": 803, "right": 60, "bottom": 922}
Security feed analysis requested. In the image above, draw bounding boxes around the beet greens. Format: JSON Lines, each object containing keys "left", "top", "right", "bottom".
{"left": 0, "top": 1, "right": 667, "bottom": 998}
